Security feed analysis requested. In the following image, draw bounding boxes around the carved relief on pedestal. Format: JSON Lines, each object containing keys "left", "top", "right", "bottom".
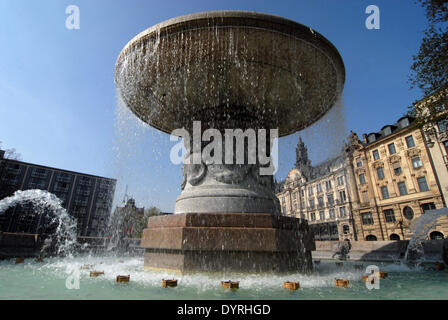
{"left": 180, "top": 140, "right": 276, "bottom": 197}
{"left": 208, "top": 163, "right": 252, "bottom": 184}
{"left": 181, "top": 153, "right": 207, "bottom": 190}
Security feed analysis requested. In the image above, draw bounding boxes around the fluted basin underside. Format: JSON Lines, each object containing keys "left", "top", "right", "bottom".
{"left": 114, "top": 10, "right": 345, "bottom": 136}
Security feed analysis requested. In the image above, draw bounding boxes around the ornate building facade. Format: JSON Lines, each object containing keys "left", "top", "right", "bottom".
{"left": 414, "top": 88, "right": 448, "bottom": 207}
{"left": 276, "top": 138, "right": 357, "bottom": 241}
{"left": 347, "top": 115, "right": 447, "bottom": 241}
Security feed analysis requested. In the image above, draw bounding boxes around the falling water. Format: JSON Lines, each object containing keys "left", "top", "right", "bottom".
{"left": 404, "top": 208, "right": 448, "bottom": 264}
{"left": 0, "top": 189, "right": 77, "bottom": 256}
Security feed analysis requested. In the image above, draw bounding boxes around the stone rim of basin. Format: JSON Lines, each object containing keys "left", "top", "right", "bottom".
{"left": 114, "top": 10, "right": 345, "bottom": 137}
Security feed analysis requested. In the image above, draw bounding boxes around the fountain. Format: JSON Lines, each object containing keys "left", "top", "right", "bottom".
{"left": 0, "top": 189, "right": 78, "bottom": 256}
{"left": 404, "top": 208, "right": 448, "bottom": 265}
{"left": 114, "top": 11, "right": 345, "bottom": 273}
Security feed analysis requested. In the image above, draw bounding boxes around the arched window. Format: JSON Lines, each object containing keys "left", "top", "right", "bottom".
{"left": 430, "top": 231, "right": 444, "bottom": 240}
{"left": 389, "top": 233, "right": 400, "bottom": 240}
{"left": 366, "top": 234, "right": 377, "bottom": 241}
{"left": 403, "top": 206, "right": 414, "bottom": 220}
{"left": 343, "top": 225, "right": 350, "bottom": 234}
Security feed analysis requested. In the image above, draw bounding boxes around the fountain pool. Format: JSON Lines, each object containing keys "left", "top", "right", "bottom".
{"left": 1, "top": 256, "right": 447, "bottom": 300}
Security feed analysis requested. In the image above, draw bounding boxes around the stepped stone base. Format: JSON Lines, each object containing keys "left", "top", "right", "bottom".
{"left": 141, "top": 213, "right": 315, "bottom": 273}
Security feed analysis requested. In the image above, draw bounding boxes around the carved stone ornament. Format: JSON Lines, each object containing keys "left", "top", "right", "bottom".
{"left": 407, "top": 148, "right": 421, "bottom": 158}
{"left": 181, "top": 153, "right": 207, "bottom": 189}
{"left": 438, "top": 130, "right": 448, "bottom": 143}
{"left": 372, "top": 161, "right": 384, "bottom": 169}
{"left": 389, "top": 154, "right": 401, "bottom": 164}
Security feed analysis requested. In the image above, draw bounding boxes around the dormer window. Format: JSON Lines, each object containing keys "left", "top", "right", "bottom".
{"left": 399, "top": 117, "right": 410, "bottom": 128}
{"left": 383, "top": 126, "right": 392, "bottom": 136}
{"left": 438, "top": 119, "right": 448, "bottom": 132}
{"left": 368, "top": 134, "right": 376, "bottom": 143}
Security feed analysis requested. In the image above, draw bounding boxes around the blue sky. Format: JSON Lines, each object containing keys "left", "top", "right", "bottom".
{"left": 0, "top": 1, "right": 428, "bottom": 211}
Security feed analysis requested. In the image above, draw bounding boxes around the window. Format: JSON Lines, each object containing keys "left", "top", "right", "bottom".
{"left": 405, "top": 135, "right": 415, "bottom": 148}
{"left": 316, "top": 184, "right": 322, "bottom": 193}
{"left": 372, "top": 150, "right": 380, "bottom": 160}
{"left": 329, "top": 209, "right": 335, "bottom": 219}
{"left": 337, "top": 176, "right": 344, "bottom": 186}
{"left": 388, "top": 143, "right": 396, "bottom": 155}
{"left": 293, "top": 192, "right": 297, "bottom": 200}
{"left": 377, "top": 167, "right": 385, "bottom": 180}
{"left": 429, "top": 231, "right": 444, "bottom": 240}
{"left": 362, "top": 212, "right": 374, "bottom": 225}
{"left": 403, "top": 206, "right": 414, "bottom": 220}
{"left": 79, "top": 177, "right": 93, "bottom": 186}
{"left": 309, "top": 199, "right": 315, "bottom": 208}
{"left": 381, "top": 186, "right": 389, "bottom": 199}
{"left": 343, "top": 225, "right": 350, "bottom": 234}
{"left": 417, "top": 177, "right": 429, "bottom": 192}
{"left": 389, "top": 234, "right": 400, "bottom": 240}
{"left": 383, "top": 127, "right": 392, "bottom": 136}
{"left": 325, "top": 180, "right": 332, "bottom": 191}
{"left": 319, "top": 211, "right": 325, "bottom": 220}
{"left": 361, "top": 191, "right": 369, "bottom": 203}
{"left": 412, "top": 156, "right": 422, "bottom": 169}
{"left": 327, "top": 194, "right": 334, "bottom": 205}
{"left": 356, "top": 159, "right": 363, "bottom": 168}
{"left": 308, "top": 186, "right": 313, "bottom": 196}
{"left": 282, "top": 207, "right": 286, "bottom": 215}
{"left": 384, "top": 209, "right": 396, "bottom": 223}
{"left": 359, "top": 173, "right": 366, "bottom": 185}
{"left": 317, "top": 196, "right": 324, "bottom": 207}
{"left": 281, "top": 197, "right": 285, "bottom": 204}
{"left": 398, "top": 182, "right": 408, "bottom": 196}
{"left": 310, "top": 212, "right": 316, "bottom": 221}
{"left": 339, "top": 190, "right": 346, "bottom": 202}
{"left": 31, "top": 167, "right": 48, "bottom": 178}
{"left": 394, "top": 166, "right": 402, "bottom": 175}
{"left": 421, "top": 202, "right": 436, "bottom": 213}
{"left": 56, "top": 173, "right": 72, "bottom": 183}
{"left": 366, "top": 235, "right": 377, "bottom": 241}
{"left": 437, "top": 119, "right": 448, "bottom": 132}
{"left": 339, "top": 206, "right": 347, "bottom": 217}
{"left": 293, "top": 202, "right": 297, "bottom": 210}
{"left": 400, "top": 118, "right": 410, "bottom": 127}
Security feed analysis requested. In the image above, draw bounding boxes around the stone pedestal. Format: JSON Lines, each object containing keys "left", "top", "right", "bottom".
{"left": 141, "top": 213, "right": 315, "bottom": 273}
